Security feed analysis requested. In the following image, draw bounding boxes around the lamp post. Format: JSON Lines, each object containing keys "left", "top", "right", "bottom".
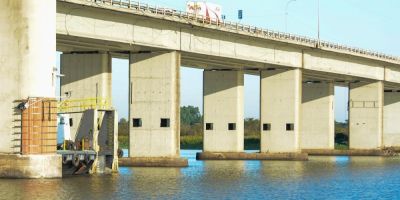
{"left": 285, "top": 0, "right": 296, "bottom": 32}
{"left": 317, "top": 0, "right": 320, "bottom": 47}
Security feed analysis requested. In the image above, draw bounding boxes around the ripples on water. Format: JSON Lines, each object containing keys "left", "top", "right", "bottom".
{"left": 1, "top": 150, "right": 400, "bottom": 199}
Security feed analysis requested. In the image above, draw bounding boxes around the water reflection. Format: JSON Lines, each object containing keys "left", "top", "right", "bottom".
{"left": 260, "top": 161, "right": 306, "bottom": 180}
{"left": 19, "top": 179, "right": 62, "bottom": 199}
{"left": 125, "top": 167, "right": 183, "bottom": 199}
{"left": 334, "top": 155, "right": 349, "bottom": 164}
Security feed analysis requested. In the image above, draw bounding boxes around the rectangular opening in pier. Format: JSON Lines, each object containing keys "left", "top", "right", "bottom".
{"left": 205, "top": 123, "right": 213, "bottom": 130}
{"left": 262, "top": 123, "right": 271, "bottom": 131}
{"left": 160, "top": 118, "right": 170, "bottom": 127}
{"left": 132, "top": 118, "right": 142, "bottom": 127}
{"left": 228, "top": 123, "right": 236, "bottom": 130}
{"left": 286, "top": 123, "right": 294, "bottom": 131}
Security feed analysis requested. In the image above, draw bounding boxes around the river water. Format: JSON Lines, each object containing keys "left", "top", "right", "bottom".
{"left": 1, "top": 150, "right": 400, "bottom": 199}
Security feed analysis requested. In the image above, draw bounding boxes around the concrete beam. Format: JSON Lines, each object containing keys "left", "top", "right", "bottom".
{"left": 203, "top": 70, "right": 244, "bottom": 152}
{"left": 349, "top": 81, "right": 383, "bottom": 149}
{"left": 129, "top": 51, "right": 181, "bottom": 158}
{"left": 301, "top": 82, "right": 334, "bottom": 149}
{"left": 60, "top": 53, "right": 112, "bottom": 140}
{"left": 260, "top": 69, "right": 302, "bottom": 153}
{"left": 303, "top": 50, "right": 385, "bottom": 81}
{"left": 384, "top": 66, "right": 400, "bottom": 84}
{"left": 383, "top": 91, "right": 400, "bottom": 147}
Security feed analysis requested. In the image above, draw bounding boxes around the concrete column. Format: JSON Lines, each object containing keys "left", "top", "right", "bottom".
{"left": 260, "top": 69, "right": 302, "bottom": 153}
{"left": 60, "top": 53, "right": 112, "bottom": 140}
{"left": 0, "top": 0, "right": 56, "bottom": 153}
{"left": 349, "top": 81, "right": 383, "bottom": 149}
{"left": 203, "top": 70, "right": 244, "bottom": 152}
{"left": 383, "top": 91, "right": 400, "bottom": 147}
{"left": 301, "top": 82, "right": 334, "bottom": 150}
{"left": 129, "top": 52, "right": 180, "bottom": 158}
{"left": 0, "top": 0, "right": 61, "bottom": 178}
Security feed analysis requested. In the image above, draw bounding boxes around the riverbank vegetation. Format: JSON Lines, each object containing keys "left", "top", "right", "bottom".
{"left": 118, "top": 106, "right": 349, "bottom": 150}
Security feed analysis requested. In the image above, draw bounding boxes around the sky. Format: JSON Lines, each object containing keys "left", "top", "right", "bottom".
{"left": 57, "top": 0, "right": 400, "bottom": 122}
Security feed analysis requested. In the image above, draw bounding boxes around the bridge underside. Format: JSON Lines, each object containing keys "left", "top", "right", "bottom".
{"left": 57, "top": 34, "right": 379, "bottom": 85}
{"left": 54, "top": 0, "right": 400, "bottom": 161}
{"left": 56, "top": 17, "right": 400, "bottom": 158}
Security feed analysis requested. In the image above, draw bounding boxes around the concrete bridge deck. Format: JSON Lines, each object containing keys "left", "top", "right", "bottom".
{"left": 56, "top": 0, "right": 400, "bottom": 85}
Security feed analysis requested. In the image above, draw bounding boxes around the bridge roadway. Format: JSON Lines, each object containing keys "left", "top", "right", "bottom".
{"left": 56, "top": 0, "right": 400, "bottom": 84}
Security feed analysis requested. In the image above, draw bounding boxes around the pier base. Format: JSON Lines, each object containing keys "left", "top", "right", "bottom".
{"left": 0, "top": 154, "right": 62, "bottom": 178}
{"left": 196, "top": 152, "right": 308, "bottom": 161}
{"left": 118, "top": 157, "right": 188, "bottom": 167}
{"left": 302, "top": 149, "right": 396, "bottom": 156}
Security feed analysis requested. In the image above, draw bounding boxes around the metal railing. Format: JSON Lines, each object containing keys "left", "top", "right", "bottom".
{"left": 62, "top": 0, "right": 400, "bottom": 63}
{"left": 58, "top": 98, "right": 111, "bottom": 113}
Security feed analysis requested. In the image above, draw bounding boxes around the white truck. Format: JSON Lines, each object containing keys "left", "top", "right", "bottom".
{"left": 186, "top": 1, "right": 222, "bottom": 22}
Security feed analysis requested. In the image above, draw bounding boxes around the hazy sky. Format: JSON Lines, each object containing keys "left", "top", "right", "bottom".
{"left": 57, "top": 0, "right": 400, "bottom": 122}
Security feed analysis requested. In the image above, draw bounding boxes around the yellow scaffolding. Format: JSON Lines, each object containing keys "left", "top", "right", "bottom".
{"left": 58, "top": 98, "right": 111, "bottom": 113}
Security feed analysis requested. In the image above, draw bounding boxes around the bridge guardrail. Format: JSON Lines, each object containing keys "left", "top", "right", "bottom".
{"left": 62, "top": 0, "right": 400, "bottom": 63}
{"left": 58, "top": 98, "right": 111, "bottom": 113}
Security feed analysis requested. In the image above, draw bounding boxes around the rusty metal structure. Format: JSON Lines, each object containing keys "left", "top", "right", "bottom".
{"left": 17, "top": 98, "right": 58, "bottom": 155}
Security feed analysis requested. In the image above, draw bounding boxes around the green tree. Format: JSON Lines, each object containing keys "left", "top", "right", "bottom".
{"left": 118, "top": 118, "right": 129, "bottom": 136}
{"left": 244, "top": 118, "right": 260, "bottom": 136}
{"left": 180, "top": 106, "right": 202, "bottom": 136}
{"left": 335, "top": 120, "right": 349, "bottom": 146}
{"left": 180, "top": 106, "right": 201, "bottom": 125}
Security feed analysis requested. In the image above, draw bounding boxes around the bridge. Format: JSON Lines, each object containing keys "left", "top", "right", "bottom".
{"left": 1, "top": 0, "right": 400, "bottom": 178}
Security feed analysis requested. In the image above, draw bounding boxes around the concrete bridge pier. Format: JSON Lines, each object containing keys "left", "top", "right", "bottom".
{"left": 300, "top": 81, "right": 335, "bottom": 150}
{"left": 60, "top": 53, "right": 120, "bottom": 173}
{"left": 242, "top": 68, "right": 307, "bottom": 160}
{"left": 119, "top": 51, "right": 188, "bottom": 167}
{"left": 0, "top": 0, "right": 61, "bottom": 178}
{"left": 197, "top": 68, "right": 308, "bottom": 160}
{"left": 383, "top": 90, "right": 400, "bottom": 148}
{"left": 60, "top": 53, "right": 112, "bottom": 140}
{"left": 202, "top": 70, "right": 244, "bottom": 152}
{"left": 260, "top": 68, "right": 302, "bottom": 153}
{"left": 349, "top": 81, "right": 383, "bottom": 149}
{"left": 60, "top": 53, "right": 112, "bottom": 100}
